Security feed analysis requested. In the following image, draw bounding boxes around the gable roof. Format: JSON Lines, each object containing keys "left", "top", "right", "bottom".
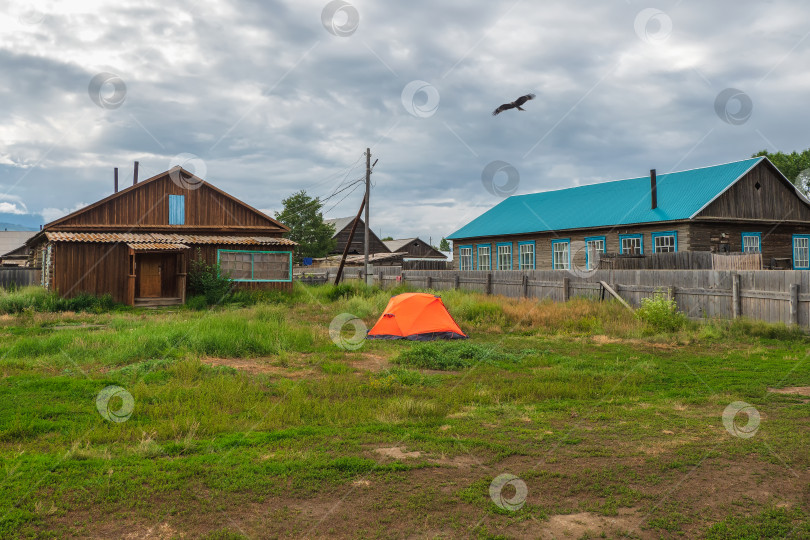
{"left": 43, "top": 166, "right": 288, "bottom": 232}
{"left": 324, "top": 216, "right": 361, "bottom": 237}
{"left": 448, "top": 157, "right": 778, "bottom": 240}
{"left": 382, "top": 238, "right": 417, "bottom": 252}
{"left": 0, "top": 231, "right": 36, "bottom": 256}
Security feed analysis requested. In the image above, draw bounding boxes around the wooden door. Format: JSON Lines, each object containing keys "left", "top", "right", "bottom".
{"left": 138, "top": 254, "right": 163, "bottom": 297}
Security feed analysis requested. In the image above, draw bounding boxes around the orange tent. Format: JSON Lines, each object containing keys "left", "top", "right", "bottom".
{"left": 366, "top": 293, "right": 467, "bottom": 341}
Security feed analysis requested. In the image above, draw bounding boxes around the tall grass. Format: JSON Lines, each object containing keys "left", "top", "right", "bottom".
{"left": 0, "top": 286, "right": 117, "bottom": 314}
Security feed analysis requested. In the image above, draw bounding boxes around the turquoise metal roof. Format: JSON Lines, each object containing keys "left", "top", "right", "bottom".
{"left": 447, "top": 157, "right": 763, "bottom": 240}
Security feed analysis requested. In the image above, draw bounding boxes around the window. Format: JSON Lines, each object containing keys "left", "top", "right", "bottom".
{"left": 518, "top": 241, "right": 535, "bottom": 270}
{"left": 793, "top": 235, "right": 810, "bottom": 270}
{"left": 584, "top": 236, "right": 606, "bottom": 270}
{"left": 477, "top": 245, "right": 491, "bottom": 270}
{"left": 742, "top": 232, "right": 761, "bottom": 253}
{"left": 652, "top": 231, "right": 677, "bottom": 253}
{"left": 496, "top": 243, "right": 512, "bottom": 270}
{"left": 620, "top": 234, "right": 643, "bottom": 255}
{"left": 218, "top": 250, "right": 292, "bottom": 282}
{"left": 458, "top": 246, "right": 473, "bottom": 271}
{"left": 169, "top": 194, "right": 185, "bottom": 225}
{"left": 552, "top": 239, "right": 570, "bottom": 270}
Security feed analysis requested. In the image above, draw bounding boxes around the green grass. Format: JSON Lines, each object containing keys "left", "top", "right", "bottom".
{"left": 0, "top": 283, "right": 808, "bottom": 538}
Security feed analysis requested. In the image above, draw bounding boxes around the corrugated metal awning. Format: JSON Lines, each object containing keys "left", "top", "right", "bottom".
{"left": 126, "top": 242, "right": 189, "bottom": 251}
{"left": 44, "top": 231, "right": 296, "bottom": 246}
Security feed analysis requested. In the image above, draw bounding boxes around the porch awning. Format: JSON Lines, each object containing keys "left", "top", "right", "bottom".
{"left": 126, "top": 242, "right": 189, "bottom": 251}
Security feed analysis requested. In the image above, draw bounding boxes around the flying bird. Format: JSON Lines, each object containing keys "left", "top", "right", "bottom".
{"left": 492, "top": 93, "right": 536, "bottom": 116}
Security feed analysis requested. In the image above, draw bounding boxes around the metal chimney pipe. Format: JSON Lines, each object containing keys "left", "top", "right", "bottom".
{"left": 133, "top": 161, "right": 139, "bottom": 185}
{"left": 114, "top": 167, "right": 119, "bottom": 193}
{"left": 650, "top": 169, "right": 657, "bottom": 210}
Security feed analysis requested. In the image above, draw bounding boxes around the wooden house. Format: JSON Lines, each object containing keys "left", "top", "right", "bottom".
{"left": 0, "top": 231, "right": 36, "bottom": 266}
{"left": 447, "top": 157, "right": 810, "bottom": 271}
{"left": 324, "top": 216, "right": 390, "bottom": 255}
{"left": 382, "top": 238, "right": 447, "bottom": 260}
{"left": 26, "top": 167, "right": 295, "bottom": 306}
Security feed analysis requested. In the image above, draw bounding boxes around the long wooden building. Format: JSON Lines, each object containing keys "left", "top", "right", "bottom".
{"left": 447, "top": 157, "right": 810, "bottom": 271}
{"left": 26, "top": 167, "right": 295, "bottom": 306}
{"left": 324, "top": 216, "right": 390, "bottom": 255}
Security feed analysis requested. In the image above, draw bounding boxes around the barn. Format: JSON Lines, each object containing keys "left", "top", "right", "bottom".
{"left": 324, "top": 217, "right": 390, "bottom": 255}
{"left": 447, "top": 157, "right": 810, "bottom": 271}
{"left": 26, "top": 167, "right": 296, "bottom": 306}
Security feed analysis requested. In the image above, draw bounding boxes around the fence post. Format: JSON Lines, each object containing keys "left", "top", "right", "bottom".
{"left": 454, "top": 274, "right": 460, "bottom": 290}
{"left": 562, "top": 277, "right": 570, "bottom": 302}
{"left": 324, "top": 271, "right": 329, "bottom": 284}
{"left": 486, "top": 272, "right": 493, "bottom": 295}
{"left": 790, "top": 283, "right": 799, "bottom": 325}
{"left": 522, "top": 274, "right": 528, "bottom": 298}
{"left": 732, "top": 273, "right": 741, "bottom": 319}
{"left": 400, "top": 271, "right": 405, "bottom": 286}
{"left": 426, "top": 275, "right": 432, "bottom": 289}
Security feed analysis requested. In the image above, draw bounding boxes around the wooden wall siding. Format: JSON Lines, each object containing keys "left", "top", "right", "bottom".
{"left": 698, "top": 162, "right": 810, "bottom": 221}
{"left": 601, "top": 251, "right": 763, "bottom": 270}
{"left": 452, "top": 223, "right": 692, "bottom": 270}
{"left": 396, "top": 240, "right": 445, "bottom": 258}
{"left": 689, "top": 222, "right": 810, "bottom": 265}
{"left": 53, "top": 174, "right": 284, "bottom": 231}
{"left": 53, "top": 243, "right": 131, "bottom": 302}
{"left": 332, "top": 226, "right": 389, "bottom": 255}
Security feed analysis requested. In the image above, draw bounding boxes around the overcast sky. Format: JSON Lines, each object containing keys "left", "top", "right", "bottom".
{"left": 0, "top": 0, "right": 808, "bottom": 240}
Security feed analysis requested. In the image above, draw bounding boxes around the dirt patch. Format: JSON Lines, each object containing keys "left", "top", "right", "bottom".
{"left": 768, "top": 386, "right": 810, "bottom": 396}
{"left": 200, "top": 357, "right": 314, "bottom": 378}
{"left": 120, "top": 522, "right": 182, "bottom": 539}
{"left": 374, "top": 446, "right": 421, "bottom": 459}
{"left": 351, "top": 353, "right": 391, "bottom": 372}
{"left": 539, "top": 509, "right": 640, "bottom": 539}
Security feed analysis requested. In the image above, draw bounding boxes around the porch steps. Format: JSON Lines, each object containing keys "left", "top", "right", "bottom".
{"left": 134, "top": 297, "right": 183, "bottom": 308}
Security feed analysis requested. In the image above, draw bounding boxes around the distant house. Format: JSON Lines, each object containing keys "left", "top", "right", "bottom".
{"left": 0, "top": 231, "right": 36, "bottom": 266}
{"left": 447, "top": 157, "right": 810, "bottom": 271}
{"left": 382, "top": 238, "right": 447, "bottom": 260}
{"left": 324, "top": 217, "right": 390, "bottom": 255}
{"left": 26, "top": 167, "right": 296, "bottom": 306}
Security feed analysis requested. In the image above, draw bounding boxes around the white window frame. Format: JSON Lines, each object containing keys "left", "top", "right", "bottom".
{"left": 793, "top": 236, "right": 810, "bottom": 270}
{"left": 552, "top": 240, "right": 570, "bottom": 270}
{"left": 519, "top": 242, "right": 535, "bottom": 270}
{"left": 742, "top": 233, "right": 761, "bottom": 253}
{"left": 585, "top": 238, "right": 605, "bottom": 270}
{"left": 620, "top": 235, "right": 643, "bottom": 255}
{"left": 458, "top": 247, "right": 473, "bottom": 271}
{"left": 496, "top": 244, "right": 512, "bottom": 270}
{"left": 477, "top": 245, "right": 491, "bottom": 271}
{"left": 653, "top": 233, "right": 677, "bottom": 253}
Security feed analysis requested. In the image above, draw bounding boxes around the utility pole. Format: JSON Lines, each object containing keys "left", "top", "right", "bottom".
{"left": 364, "top": 148, "right": 371, "bottom": 285}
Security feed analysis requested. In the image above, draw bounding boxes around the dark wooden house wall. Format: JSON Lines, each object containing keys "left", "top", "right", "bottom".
{"left": 398, "top": 240, "right": 445, "bottom": 258}
{"left": 332, "top": 223, "right": 390, "bottom": 255}
{"left": 52, "top": 242, "right": 131, "bottom": 302}
{"left": 689, "top": 222, "right": 810, "bottom": 263}
{"left": 52, "top": 174, "right": 285, "bottom": 231}
{"left": 698, "top": 162, "right": 810, "bottom": 221}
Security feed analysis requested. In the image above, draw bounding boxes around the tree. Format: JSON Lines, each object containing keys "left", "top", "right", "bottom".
{"left": 274, "top": 191, "right": 336, "bottom": 263}
{"left": 752, "top": 148, "right": 810, "bottom": 193}
{"left": 439, "top": 238, "right": 450, "bottom": 251}
{"left": 381, "top": 236, "right": 394, "bottom": 241}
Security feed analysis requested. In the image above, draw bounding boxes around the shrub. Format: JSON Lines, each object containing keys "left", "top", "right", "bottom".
{"left": 188, "top": 249, "right": 233, "bottom": 305}
{"left": 635, "top": 293, "right": 686, "bottom": 333}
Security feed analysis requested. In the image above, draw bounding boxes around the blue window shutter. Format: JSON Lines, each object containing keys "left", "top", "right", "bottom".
{"left": 169, "top": 195, "right": 185, "bottom": 225}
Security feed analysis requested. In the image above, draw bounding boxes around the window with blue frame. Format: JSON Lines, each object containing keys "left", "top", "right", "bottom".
{"left": 518, "top": 241, "right": 535, "bottom": 270}
{"left": 619, "top": 234, "right": 643, "bottom": 255}
{"left": 477, "top": 245, "right": 491, "bottom": 270}
{"left": 217, "top": 250, "right": 292, "bottom": 281}
{"left": 584, "top": 236, "right": 606, "bottom": 270}
{"left": 496, "top": 242, "right": 512, "bottom": 270}
{"left": 652, "top": 231, "right": 677, "bottom": 253}
{"left": 169, "top": 194, "right": 185, "bottom": 225}
{"left": 742, "top": 232, "right": 761, "bottom": 253}
{"left": 551, "top": 239, "right": 570, "bottom": 269}
{"left": 793, "top": 235, "right": 810, "bottom": 269}
{"left": 458, "top": 245, "right": 473, "bottom": 270}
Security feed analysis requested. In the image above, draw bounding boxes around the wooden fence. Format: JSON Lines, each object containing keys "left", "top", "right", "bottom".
{"left": 296, "top": 267, "right": 810, "bottom": 327}
{"left": 0, "top": 267, "right": 40, "bottom": 289}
